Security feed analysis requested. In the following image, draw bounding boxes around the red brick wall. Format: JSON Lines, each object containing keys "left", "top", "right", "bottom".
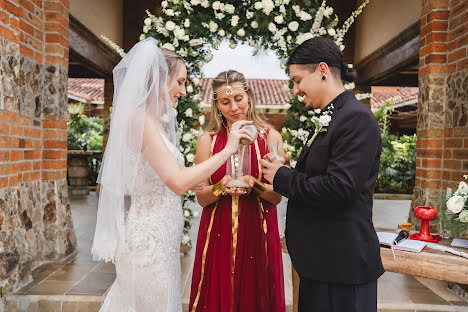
{"left": 0, "top": 0, "right": 69, "bottom": 187}
{"left": 0, "top": 0, "right": 75, "bottom": 304}
{"left": 413, "top": 0, "right": 468, "bottom": 221}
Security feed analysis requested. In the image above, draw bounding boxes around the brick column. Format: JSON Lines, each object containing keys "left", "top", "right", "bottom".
{"left": 412, "top": 0, "right": 468, "bottom": 236}
{"left": 0, "top": 0, "right": 76, "bottom": 306}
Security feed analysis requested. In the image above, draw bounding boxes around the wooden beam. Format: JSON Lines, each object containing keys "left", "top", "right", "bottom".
{"left": 355, "top": 22, "right": 420, "bottom": 86}
{"left": 69, "top": 15, "right": 121, "bottom": 78}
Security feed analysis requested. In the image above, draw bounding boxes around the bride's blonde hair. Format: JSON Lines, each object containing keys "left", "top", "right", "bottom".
{"left": 206, "top": 70, "right": 271, "bottom": 134}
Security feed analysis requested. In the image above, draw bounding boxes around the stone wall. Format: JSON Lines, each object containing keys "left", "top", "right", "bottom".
{"left": 0, "top": 0, "right": 76, "bottom": 309}
{"left": 412, "top": 0, "right": 467, "bottom": 236}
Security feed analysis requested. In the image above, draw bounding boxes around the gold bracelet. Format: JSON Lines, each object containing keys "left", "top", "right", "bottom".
{"left": 211, "top": 181, "right": 224, "bottom": 197}
{"left": 252, "top": 178, "right": 266, "bottom": 195}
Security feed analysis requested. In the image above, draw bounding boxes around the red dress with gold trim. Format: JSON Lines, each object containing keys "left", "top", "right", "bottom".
{"left": 189, "top": 127, "right": 285, "bottom": 312}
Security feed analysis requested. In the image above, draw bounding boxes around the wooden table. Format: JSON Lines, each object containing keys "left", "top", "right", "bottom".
{"left": 281, "top": 236, "right": 468, "bottom": 312}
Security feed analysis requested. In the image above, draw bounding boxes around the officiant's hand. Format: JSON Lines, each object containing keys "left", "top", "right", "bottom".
{"left": 223, "top": 175, "right": 254, "bottom": 196}
{"left": 260, "top": 153, "right": 285, "bottom": 184}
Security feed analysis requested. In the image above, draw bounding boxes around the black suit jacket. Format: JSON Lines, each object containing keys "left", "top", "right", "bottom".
{"left": 274, "top": 90, "right": 384, "bottom": 285}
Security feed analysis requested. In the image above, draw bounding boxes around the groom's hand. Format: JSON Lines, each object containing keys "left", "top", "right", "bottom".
{"left": 260, "top": 153, "right": 284, "bottom": 184}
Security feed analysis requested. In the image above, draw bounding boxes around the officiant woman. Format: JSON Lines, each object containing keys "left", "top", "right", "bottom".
{"left": 189, "top": 70, "right": 286, "bottom": 312}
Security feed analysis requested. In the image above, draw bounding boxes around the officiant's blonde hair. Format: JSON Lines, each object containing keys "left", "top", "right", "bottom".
{"left": 207, "top": 70, "right": 271, "bottom": 134}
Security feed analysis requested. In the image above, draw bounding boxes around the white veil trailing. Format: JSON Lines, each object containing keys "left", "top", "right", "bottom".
{"left": 92, "top": 38, "right": 178, "bottom": 262}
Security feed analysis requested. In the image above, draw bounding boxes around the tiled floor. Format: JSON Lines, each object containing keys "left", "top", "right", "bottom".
{"left": 6, "top": 194, "right": 468, "bottom": 312}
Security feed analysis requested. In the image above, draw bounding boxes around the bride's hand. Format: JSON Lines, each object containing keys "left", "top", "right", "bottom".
{"left": 190, "top": 182, "right": 205, "bottom": 193}
{"left": 225, "top": 120, "right": 254, "bottom": 154}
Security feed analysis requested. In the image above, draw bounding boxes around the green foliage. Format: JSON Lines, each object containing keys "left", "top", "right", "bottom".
{"left": 67, "top": 103, "right": 103, "bottom": 186}
{"left": 67, "top": 103, "right": 103, "bottom": 151}
{"left": 376, "top": 134, "right": 416, "bottom": 194}
{"left": 373, "top": 97, "right": 396, "bottom": 136}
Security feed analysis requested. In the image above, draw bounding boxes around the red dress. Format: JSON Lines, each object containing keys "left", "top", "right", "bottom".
{"left": 189, "top": 127, "right": 285, "bottom": 312}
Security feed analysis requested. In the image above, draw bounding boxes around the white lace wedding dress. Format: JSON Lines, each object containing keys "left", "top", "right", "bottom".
{"left": 99, "top": 136, "right": 185, "bottom": 312}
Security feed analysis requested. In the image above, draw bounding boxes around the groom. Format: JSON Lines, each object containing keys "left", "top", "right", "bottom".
{"left": 261, "top": 37, "right": 384, "bottom": 312}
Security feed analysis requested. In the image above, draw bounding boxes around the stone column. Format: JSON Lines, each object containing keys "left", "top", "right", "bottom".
{"left": 0, "top": 0, "right": 76, "bottom": 307}
{"left": 412, "top": 0, "right": 467, "bottom": 236}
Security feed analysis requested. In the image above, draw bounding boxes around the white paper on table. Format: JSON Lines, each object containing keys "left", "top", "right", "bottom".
{"left": 451, "top": 238, "right": 468, "bottom": 248}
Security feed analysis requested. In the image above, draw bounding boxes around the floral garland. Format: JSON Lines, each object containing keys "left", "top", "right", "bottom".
{"left": 136, "top": 0, "right": 370, "bottom": 246}
{"left": 443, "top": 175, "right": 468, "bottom": 236}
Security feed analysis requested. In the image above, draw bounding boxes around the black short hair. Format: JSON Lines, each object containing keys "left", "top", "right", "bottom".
{"left": 287, "top": 37, "right": 357, "bottom": 83}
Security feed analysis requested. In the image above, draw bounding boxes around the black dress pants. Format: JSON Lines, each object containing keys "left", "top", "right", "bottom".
{"left": 298, "top": 278, "right": 377, "bottom": 312}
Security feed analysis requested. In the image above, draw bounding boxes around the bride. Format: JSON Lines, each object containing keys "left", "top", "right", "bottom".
{"left": 92, "top": 38, "right": 253, "bottom": 312}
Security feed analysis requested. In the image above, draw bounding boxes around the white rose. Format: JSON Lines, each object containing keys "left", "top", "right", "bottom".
{"left": 144, "top": 18, "right": 152, "bottom": 26}
{"left": 324, "top": 7, "right": 333, "bottom": 17}
{"left": 299, "top": 116, "right": 307, "bottom": 122}
{"left": 274, "top": 15, "right": 284, "bottom": 24}
{"left": 261, "top": 0, "right": 274, "bottom": 15}
{"left": 314, "top": 109, "right": 321, "bottom": 114}
{"left": 192, "top": 77, "right": 200, "bottom": 85}
{"left": 296, "top": 32, "right": 313, "bottom": 45}
{"left": 182, "top": 133, "right": 192, "bottom": 142}
{"left": 139, "top": 34, "right": 146, "bottom": 41}
{"left": 212, "top": 1, "right": 220, "bottom": 10}
{"left": 165, "top": 9, "right": 174, "bottom": 16}
{"left": 282, "top": 84, "right": 290, "bottom": 92}
{"left": 254, "top": 2, "right": 263, "bottom": 10}
{"left": 205, "top": 53, "right": 213, "bottom": 61}
{"left": 182, "top": 35, "right": 190, "bottom": 42}
{"left": 199, "top": 115, "right": 205, "bottom": 125}
{"left": 174, "top": 27, "right": 185, "bottom": 39}
{"left": 237, "top": 28, "right": 245, "bottom": 37}
{"left": 246, "top": 11, "right": 254, "bottom": 19}
{"left": 249, "top": 40, "right": 256, "bottom": 47}
{"left": 182, "top": 234, "right": 190, "bottom": 245}
{"left": 459, "top": 210, "right": 468, "bottom": 223}
{"left": 185, "top": 108, "right": 193, "bottom": 117}
{"left": 447, "top": 195, "right": 465, "bottom": 214}
{"left": 209, "top": 21, "right": 218, "bottom": 32}
{"left": 161, "top": 42, "right": 175, "bottom": 51}
{"left": 191, "top": 0, "right": 200, "bottom": 5}
{"left": 186, "top": 153, "right": 195, "bottom": 162}
{"left": 231, "top": 15, "right": 239, "bottom": 26}
{"left": 165, "top": 21, "right": 176, "bottom": 31}
{"left": 318, "top": 115, "right": 331, "bottom": 127}
{"left": 225, "top": 4, "right": 235, "bottom": 14}
{"left": 288, "top": 21, "right": 299, "bottom": 32}
{"left": 184, "top": 19, "right": 190, "bottom": 28}
{"left": 340, "top": 45, "right": 345, "bottom": 51}
{"left": 201, "top": 0, "right": 209, "bottom": 8}
{"left": 218, "top": 29, "right": 226, "bottom": 36}
{"left": 161, "top": 114, "right": 170, "bottom": 122}
{"left": 187, "top": 85, "right": 193, "bottom": 93}
{"left": 229, "top": 42, "right": 237, "bottom": 49}
{"left": 268, "top": 22, "right": 277, "bottom": 33}
{"left": 327, "top": 28, "right": 336, "bottom": 36}
{"left": 284, "top": 103, "right": 291, "bottom": 110}
{"left": 251, "top": 21, "right": 258, "bottom": 28}
{"left": 161, "top": 1, "right": 168, "bottom": 8}
{"left": 458, "top": 181, "right": 468, "bottom": 195}
{"left": 297, "top": 95, "right": 304, "bottom": 102}
{"left": 280, "top": 63, "right": 286, "bottom": 69}
{"left": 184, "top": 210, "right": 190, "bottom": 217}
